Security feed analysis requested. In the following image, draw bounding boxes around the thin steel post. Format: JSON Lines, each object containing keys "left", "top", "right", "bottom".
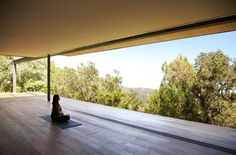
{"left": 47, "top": 55, "right": 51, "bottom": 102}
{"left": 13, "top": 62, "right": 16, "bottom": 93}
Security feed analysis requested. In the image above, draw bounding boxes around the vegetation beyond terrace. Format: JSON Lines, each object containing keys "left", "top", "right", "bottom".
{"left": 0, "top": 50, "right": 235, "bottom": 128}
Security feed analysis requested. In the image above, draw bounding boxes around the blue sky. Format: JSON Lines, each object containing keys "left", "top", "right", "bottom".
{"left": 52, "top": 31, "right": 236, "bottom": 89}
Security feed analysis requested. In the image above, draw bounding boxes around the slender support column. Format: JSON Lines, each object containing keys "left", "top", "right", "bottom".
{"left": 47, "top": 55, "right": 51, "bottom": 102}
{"left": 12, "top": 62, "right": 16, "bottom": 93}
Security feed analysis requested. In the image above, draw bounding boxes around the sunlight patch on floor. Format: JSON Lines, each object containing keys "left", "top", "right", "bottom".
{"left": 0, "top": 92, "right": 45, "bottom": 98}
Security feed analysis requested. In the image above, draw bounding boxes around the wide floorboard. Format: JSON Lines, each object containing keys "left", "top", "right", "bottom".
{"left": 0, "top": 93, "right": 235, "bottom": 155}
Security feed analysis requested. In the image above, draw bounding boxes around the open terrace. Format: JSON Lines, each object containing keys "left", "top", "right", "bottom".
{"left": 1, "top": 1, "right": 236, "bottom": 154}
{"left": 0, "top": 93, "right": 235, "bottom": 155}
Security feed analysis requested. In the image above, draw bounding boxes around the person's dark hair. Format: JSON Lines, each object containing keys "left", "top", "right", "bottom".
{"left": 52, "top": 94, "right": 60, "bottom": 105}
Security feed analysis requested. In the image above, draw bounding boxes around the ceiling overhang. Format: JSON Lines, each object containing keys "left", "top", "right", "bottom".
{"left": 1, "top": 0, "right": 236, "bottom": 58}
{"left": 62, "top": 15, "right": 236, "bottom": 56}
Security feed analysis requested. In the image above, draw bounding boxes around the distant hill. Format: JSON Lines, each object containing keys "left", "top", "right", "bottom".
{"left": 124, "top": 87, "right": 154, "bottom": 102}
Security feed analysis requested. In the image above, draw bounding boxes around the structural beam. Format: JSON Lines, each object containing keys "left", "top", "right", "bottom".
{"left": 13, "top": 57, "right": 41, "bottom": 64}
{"left": 58, "top": 14, "right": 236, "bottom": 56}
{"left": 12, "top": 62, "right": 16, "bottom": 93}
{"left": 47, "top": 55, "right": 51, "bottom": 102}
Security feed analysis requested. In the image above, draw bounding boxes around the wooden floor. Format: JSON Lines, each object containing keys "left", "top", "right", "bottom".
{"left": 0, "top": 93, "right": 236, "bottom": 155}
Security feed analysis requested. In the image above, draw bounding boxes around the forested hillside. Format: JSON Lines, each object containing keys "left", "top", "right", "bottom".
{"left": 0, "top": 50, "right": 235, "bottom": 128}
{"left": 124, "top": 87, "right": 153, "bottom": 102}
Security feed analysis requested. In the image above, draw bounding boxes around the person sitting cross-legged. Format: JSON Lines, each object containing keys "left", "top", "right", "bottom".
{"left": 51, "top": 94, "right": 70, "bottom": 122}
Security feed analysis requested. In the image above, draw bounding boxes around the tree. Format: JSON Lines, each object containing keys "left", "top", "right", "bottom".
{"left": 51, "top": 62, "right": 127, "bottom": 107}
{"left": 149, "top": 55, "right": 202, "bottom": 120}
{"left": 0, "top": 56, "right": 13, "bottom": 92}
{"left": 162, "top": 55, "right": 196, "bottom": 88}
{"left": 146, "top": 89, "right": 160, "bottom": 114}
{"left": 75, "top": 62, "right": 100, "bottom": 102}
{"left": 98, "top": 70, "right": 124, "bottom": 107}
{"left": 52, "top": 62, "right": 101, "bottom": 102}
{"left": 0, "top": 57, "right": 48, "bottom": 93}
{"left": 51, "top": 62, "right": 63, "bottom": 95}
{"left": 158, "top": 83, "right": 186, "bottom": 118}
{"left": 193, "top": 50, "right": 236, "bottom": 125}
{"left": 17, "top": 59, "right": 47, "bottom": 92}
{"left": 118, "top": 89, "right": 142, "bottom": 111}
{"left": 51, "top": 65, "right": 79, "bottom": 99}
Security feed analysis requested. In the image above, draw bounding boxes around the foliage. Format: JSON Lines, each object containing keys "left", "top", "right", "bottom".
{"left": 51, "top": 65, "right": 79, "bottom": 99}
{"left": 148, "top": 51, "right": 235, "bottom": 127}
{"left": 51, "top": 62, "right": 146, "bottom": 111}
{"left": 154, "top": 55, "right": 202, "bottom": 121}
{"left": 0, "top": 56, "right": 13, "bottom": 92}
{"left": 125, "top": 87, "right": 153, "bottom": 103}
{"left": 118, "top": 89, "right": 142, "bottom": 111}
{"left": 193, "top": 51, "right": 236, "bottom": 125}
{"left": 17, "top": 59, "right": 47, "bottom": 92}
{"left": 97, "top": 71, "right": 124, "bottom": 106}
{"left": 0, "top": 57, "right": 47, "bottom": 92}
{"left": 0, "top": 50, "right": 235, "bottom": 128}
{"left": 158, "top": 83, "right": 186, "bottom": 118}
{"left": 162, "top": 55, "right": 195, "bottom": 87}
{"left": 146, "top": 89, "right": 160, "bottom": 114}
{"left": 75, "top": 62, "right": 100, "bottom": 102}
{"left": 51, "top": 63, "right": 128, "bottom": 107}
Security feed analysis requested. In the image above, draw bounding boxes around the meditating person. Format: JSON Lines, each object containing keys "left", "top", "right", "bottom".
{"left": 51, "top": 94, "right": 70, "bottom": 122}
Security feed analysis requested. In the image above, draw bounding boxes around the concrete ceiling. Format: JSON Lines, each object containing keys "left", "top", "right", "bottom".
{"left": 1, "top": 0, "right": 236, "bottom": 58}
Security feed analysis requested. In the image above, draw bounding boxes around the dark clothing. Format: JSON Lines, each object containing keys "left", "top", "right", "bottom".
{"left": 51, "top": 103, "right": 70, "bottom": 122}
{"left": 51, "top": 114, "right": 70, "bottom": 122}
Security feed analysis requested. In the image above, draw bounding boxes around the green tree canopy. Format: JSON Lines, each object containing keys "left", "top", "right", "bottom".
{"left": 162, "top": 55, "right": 196, "bottom": 87}
{"left": 98, "top": 70, "right": 124, "bottom": 107}
{"left": 0, "top": 56, "right": 13, "bottom": 92}
{"left": 149, "top": 55, "right": 201, "bottom": 121}
{"left": 17, "top": 59, "right": 47, "bottom": 92}
{"left": 193, "top": 50, "right": 236, "bottom": 125}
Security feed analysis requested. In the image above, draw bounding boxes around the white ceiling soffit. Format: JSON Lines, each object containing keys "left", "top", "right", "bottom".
{"left": 0, "top": 0, "right": 236, "bottom": 58}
